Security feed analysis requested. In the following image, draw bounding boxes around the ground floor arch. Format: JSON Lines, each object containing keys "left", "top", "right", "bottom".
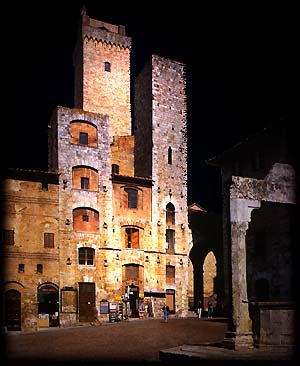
{"left": 37, "top": 282, "right": 59, "bottom": 327}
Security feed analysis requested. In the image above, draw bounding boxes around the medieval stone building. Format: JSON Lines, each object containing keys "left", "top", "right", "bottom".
{"left": 208, "top": 121, "right": 297, "bottom": 349}
{"left": 1, "top": 10, "right": 193, "bottom": 331}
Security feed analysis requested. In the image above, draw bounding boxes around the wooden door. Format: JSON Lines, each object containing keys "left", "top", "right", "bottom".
{"left": 5, "top": 289, "right": 21, "bottom": 331}
{"left": 78, "top": 283, "right": 95, "bottom": 322}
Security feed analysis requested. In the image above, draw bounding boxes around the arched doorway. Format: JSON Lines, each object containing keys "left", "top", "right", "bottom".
{"left": 4, "top": 289, "right": 21, "bottom": 331}
{"left": 203, "top": 251, "right": 217, "bottom": 310}
{"left": 37, "top": 283, "right": 59, "bottom": 327}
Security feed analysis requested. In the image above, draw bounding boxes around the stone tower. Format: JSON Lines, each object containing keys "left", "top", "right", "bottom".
{"left": 134, "top": 55, "right": 191, "bottom": 313}
{"left": 46, "top": 10, "right": 193, "bottom": 326}
{"left": 73, "top": 7, "right": 132, "bottom": 138}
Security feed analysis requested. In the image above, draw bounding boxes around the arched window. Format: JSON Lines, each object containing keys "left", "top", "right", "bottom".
{"left": 72, "top": 166, "right": 98, "bottom": 191}
{"left": 73, "top": 207, "right": 99, "bottom": 232}
{"left": 166, "top": 202, "right": 175, "bottom": 225}
{"left": 104, "top": 61, "right": 111, "bottom": 72}
{"left": 168, "top": 147, "right": 172, "bottom": 165}
{"left": 78, "top": 247, "right": 95, "bottom": 265}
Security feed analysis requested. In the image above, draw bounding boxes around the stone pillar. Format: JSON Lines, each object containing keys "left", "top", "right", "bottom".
{"left": 223, "top": 198, "right": 260, "bottom": 349}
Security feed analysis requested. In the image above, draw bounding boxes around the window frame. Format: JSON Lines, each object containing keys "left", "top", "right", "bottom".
{"left": 79, "top": 132, "right": 88, "bottom": 145}
{"left": 104, "top": 61, "right": 111, "bottom": 72}
{"left": 80, "top": 177, "right": 90, "bottom": 190}
{"left": 124, "top": 187, "right": 138, "bottom": 209}
{"left": 78, "top": 247, "right": 95, "bottom": 266}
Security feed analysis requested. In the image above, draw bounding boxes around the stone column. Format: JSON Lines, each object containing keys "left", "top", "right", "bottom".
{"left": 223, "top": 198, "right": 260, "bottom": 349}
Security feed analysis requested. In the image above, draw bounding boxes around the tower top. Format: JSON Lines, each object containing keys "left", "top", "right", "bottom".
{"left": 79, "top": 12, "right": 131, "bottom": 49}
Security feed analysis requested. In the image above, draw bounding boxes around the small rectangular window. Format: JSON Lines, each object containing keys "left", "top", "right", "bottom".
{"left": 37, "top": 264, "right": 43, "bottom": 274}
{"left": 168, "top": 147, "right": 172, "bottom": 165}
{"left": 18, "top": 264, "right": 25, "bottom": 273}
{"left": 0, "top": 229, "right": 14, "bottom": 245}
{"left": 79, "top": 132, "right": 88, "bottom": 145}
{"left": 82, "top": 214, "right": 89, "bottom": 222}
{"left": 104, "top": 61, "right": 111, "bottom": 72}
{"left": 44, "top": 233, "right": 54, "bottom": 248}
{"left": 81, "top": 177, "right": 90, "bottom": 190}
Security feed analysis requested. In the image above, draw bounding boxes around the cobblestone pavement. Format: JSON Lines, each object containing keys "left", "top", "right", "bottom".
{"left": 3, "top": 317, "right": 228, "bottom": 365}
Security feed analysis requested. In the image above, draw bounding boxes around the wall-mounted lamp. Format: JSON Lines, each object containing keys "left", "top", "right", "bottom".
{"left": 65, "top": 218, "right": 71, "bottom": 225}
{"left": 180, "top": 191, "right": 184, "bottom": 198}
{"left": 103, "top": 185, "right": 108, "bottom": 192}
{"left": 115, "top": 253, "right": 120, "bottom": 260}
{"left": 157, "top": 186, "right": 161, "bottom": 193}
{"left": 145, "top": 255, "right": 150, "bottom": 263}
{"left": 63, "top": 179, "right": 68, "bottom": 189}
{"left": 157, "top": 256, "right": 160, "bottom": 264}
{"left": 169, "top": 189, "right": 172, "bottom": 196}
{"left": 103, "top": 222, "right": 108, "bottom": 229}
{"left": 181, "top": 223, "right": 185, "bottom": 230}
{"left": 157, "top": 220, "right": 161, "bottom": 226}
{"left": 66, "top": 257, "right": 72, "bottom": 265}
{"left": 104, "top": 259, "right": 108, "bottom": 267}
{"left": 179, "top": 258, "right": 183, "bottom": 266}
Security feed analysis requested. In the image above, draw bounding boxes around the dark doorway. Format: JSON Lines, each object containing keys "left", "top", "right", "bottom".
{"left": 4, "top": 289, "right": 21, "bottom": 331}
{"left": 78, "top": 282, "right": 95, "bottom": 322}
{"left": 129, "top": 285, "right": 139, "bottom": 318}
{"left": 38, "top": 283, "right": 59, "bottom": 327}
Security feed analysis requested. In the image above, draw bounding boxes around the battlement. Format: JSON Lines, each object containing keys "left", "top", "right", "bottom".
{"left": 81, "top": 13, "right": 131, "bottom": 49}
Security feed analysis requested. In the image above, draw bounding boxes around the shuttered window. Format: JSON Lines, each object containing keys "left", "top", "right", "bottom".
{"left": 44, "top": 233, "right": 54, "bottom": 248}
{"left": 125, "top": 228, "right": 139, "bottom": 249}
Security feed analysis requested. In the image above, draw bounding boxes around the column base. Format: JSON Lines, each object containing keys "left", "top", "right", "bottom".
{"left": 221, "top": 331, "right": 254, "bottom": 350}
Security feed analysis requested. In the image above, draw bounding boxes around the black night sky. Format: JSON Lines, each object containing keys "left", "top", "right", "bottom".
{"left": 10, "top": 1, "right": 295, "bottom": 213}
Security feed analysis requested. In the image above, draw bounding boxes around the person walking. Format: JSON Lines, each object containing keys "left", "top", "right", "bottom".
{"left": 207, "top": 299, "right": 213, "bottom": 319}
{"left": 196, "top": 300, "right": 202, "bottom": 318}
{"left": 162, "top": 304, "right": 169, "bottom": 322}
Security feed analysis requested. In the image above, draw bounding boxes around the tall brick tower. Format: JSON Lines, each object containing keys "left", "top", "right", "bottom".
{"left": 73, "top": 6, "right": 132, "bottom": 137}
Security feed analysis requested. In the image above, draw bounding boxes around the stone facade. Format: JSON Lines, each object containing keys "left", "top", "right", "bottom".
{"left": 208, "top": 122, "right": 297, "bottom": 349}
{"left": 1, "top": 10, "right": 193, "bottom": 331}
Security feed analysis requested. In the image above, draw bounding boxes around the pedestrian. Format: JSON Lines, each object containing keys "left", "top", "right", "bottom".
{"left": 162, "top": 304, "right": 169, "bottom": 322}
{"left": 207, "top": 299, "right": 213, "bottom": 319}
{"left": 196, "top": 299, "right": 202, "bottom": 318}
